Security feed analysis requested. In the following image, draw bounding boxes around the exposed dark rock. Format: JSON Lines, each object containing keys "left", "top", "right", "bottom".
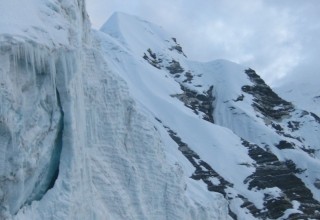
{"left": 143, "top": 48, "right": 162, "bottom": 69}
{"left": 234, "top": 94, "right": 244, "bottom": 102}
{"left": 143, "top": 53, "right": 148, "bottom": 60}
{"left": 237, "top": 194, "right": 262, "bottom": 218}
{"left": 276, "top": 140, "right": 295, "bottom": 150}
{"left": 263, "top": 194, "right": 292, "bottom": 219}
{"left": 301, "top": 147, "right": 316, "bottom": 156}
{"left": 288, "top": 121, "right": 301, "bottom": 132}
{"left": 228, "top": 209, "right": 238, "bottom": 220}
{"left": 166, "top": 59, "right": 184, "bottom": 74}
{"left": 310, "top": 112, "right": 320, "bottom": 124}
{"left": 161, "top": 125, "right": 262, "bottom": 220}
{"left": 242, "top": 69, "right": 294, "bottom": 120}
{"left": 287, "top": 212, "right": 311, "bottom": 220}
{"left": 155, "top": 67, "right": 320, "bottom": 219}
{"left": 169, "top": 38, "right": 187, "bottom": 57}
{"left": 276, "top": 130, "right": 303, "bottom": 143}
{"left": 155, "top": 117, "right": 162, "bottom": 123}
{"left": 285, "top": 160, "right": 306, "bottom": 174}
{"left": 147, "top": 48, "right": 156, "bottom": 60}
{"left": 163, "top": 128, "right": 255, "bottom": 219}
{"left": 172, "top": 85, "right": 214, "bottom": 123}
{"left": 166, "top": 129, "right": 232, "bottom": 196}
{"left": 160, "top": 121, "right": 319, "bottom": 219}
{"left": 271, "top": 123, "right": 283, "bottom": 132}
{"left": 242, "top": 140, "right": 320, "bottom": 219}
{"left": 169, "top": 45, "right": 184, "bottom": 54}
{"left": 183, "top": 71, "right": 193, "bottom": 83}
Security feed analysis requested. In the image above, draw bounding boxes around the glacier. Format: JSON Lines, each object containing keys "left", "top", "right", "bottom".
{"left": 1, "top": 1, "right": 320, "bottom": 220}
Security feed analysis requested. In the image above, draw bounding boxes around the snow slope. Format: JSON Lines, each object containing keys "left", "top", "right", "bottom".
{"left": 98, "top": 12, "right": 320, "bottom": 219}
{"left": 1, "top": 3, "right": 320, "bottom": 220}
{"left": 274, "top": 72, "right": 320, "bottom": 116}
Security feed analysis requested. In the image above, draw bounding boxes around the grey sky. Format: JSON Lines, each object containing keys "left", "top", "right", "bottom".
{"left": 86, "top": 0, "right": 320, "bottom": 84}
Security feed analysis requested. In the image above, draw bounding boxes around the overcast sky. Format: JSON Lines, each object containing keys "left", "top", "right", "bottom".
{"left": 86, "top": 0, "right": 320, "bottom": 85}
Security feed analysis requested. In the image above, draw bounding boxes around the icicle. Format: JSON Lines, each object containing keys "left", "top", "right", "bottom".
{"left": 49, "top": 52, "right": 57, "bottom": 101}
{"left": 30, "top": 45, "right": 36, "bottom": 83}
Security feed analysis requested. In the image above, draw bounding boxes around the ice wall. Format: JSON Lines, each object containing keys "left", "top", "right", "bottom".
{"left": 0, "top": 0, "right": 88, "bottom": 218}
{"left": 0, "top": 40, "right": 63, "bottom": 216}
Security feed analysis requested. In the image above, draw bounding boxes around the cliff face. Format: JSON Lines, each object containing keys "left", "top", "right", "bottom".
{"left": 1, "top": 3, "right": 320, "bottom": 220}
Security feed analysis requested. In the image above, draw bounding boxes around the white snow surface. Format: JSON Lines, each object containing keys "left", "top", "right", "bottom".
{"left": 1, "top": 3, "right": 320, "bottom": 220}
{"left": 0, "top": 0, "right": 90, "bottom": 47}
{"left": 274, "top": 72, "right": 320, "bottom": 116}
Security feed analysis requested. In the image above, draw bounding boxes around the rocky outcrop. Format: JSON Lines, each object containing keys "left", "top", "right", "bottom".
{"left": 166, "top": 59, "right": 184, "bottom": 74}
{"left": 143, "top": 48, "right": 162, "bottom": 69}
{"left": 242, "top": 68, "right": 294, "bottom": 120}
{"left": 242, "top": 140, "right": 320, "bottom": 219}
{"left": 171, "top": 85, "right": 215, "bottom": 123}
{"left": 169, "top": 38, "right": 187, "bottom": 57}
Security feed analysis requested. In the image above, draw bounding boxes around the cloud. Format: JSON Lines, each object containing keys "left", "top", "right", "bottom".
{"left": 86, "top": 0, "right": 320, "bottom": 85}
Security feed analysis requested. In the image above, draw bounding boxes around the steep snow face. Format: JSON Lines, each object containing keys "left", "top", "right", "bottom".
{"left": 100, "top": 12, "right": 320, "bottom": 219}
{"left": 1, "top": 4, "right": 229, "bottom": 220}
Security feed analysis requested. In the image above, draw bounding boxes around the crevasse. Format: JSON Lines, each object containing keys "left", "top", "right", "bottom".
{"left": 0, "top": 41, "right": 64, "bottom": 216}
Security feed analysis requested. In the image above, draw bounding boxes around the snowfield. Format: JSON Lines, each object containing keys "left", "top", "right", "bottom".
{"left": 0, "top": 1, "right": 319, "bottom": 220}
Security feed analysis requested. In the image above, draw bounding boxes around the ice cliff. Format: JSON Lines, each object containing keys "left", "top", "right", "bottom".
{"left": 1, "top": 2, "right": 320, "bottom": 220}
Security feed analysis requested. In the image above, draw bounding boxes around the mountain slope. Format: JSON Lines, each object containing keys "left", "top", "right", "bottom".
{"left": 274, "top": 72, "right": 320, "bottom": 116}
{"left": 1, "top": 5, "right": 320, "bottom": 220}
{"left": 98, "top": 12, "right": 320, "bottom": 219}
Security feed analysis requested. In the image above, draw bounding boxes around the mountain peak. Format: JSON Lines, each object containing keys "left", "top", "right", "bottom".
{"left": 100, "top": 12, "right": 186, "bottom": 58}
{"left": 101, "top": 11, "right": 162, "bottom": 33}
